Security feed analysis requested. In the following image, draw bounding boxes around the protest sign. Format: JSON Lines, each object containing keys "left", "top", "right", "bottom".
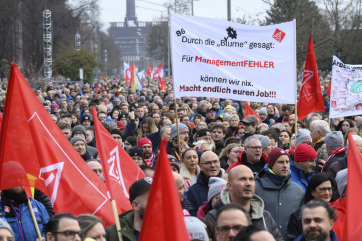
{"left": 330, "top": 56, "right": 362, "bottom": 118}
{"left": 170, "top": 13, "right": 296, "bottom": 103}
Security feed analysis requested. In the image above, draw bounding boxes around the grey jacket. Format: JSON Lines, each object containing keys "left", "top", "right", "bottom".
{"left": 205, "top": 189, "right": 283, "bottom": 241}
{"left": 255, "top": 171, "right": 304, "bottom": 240}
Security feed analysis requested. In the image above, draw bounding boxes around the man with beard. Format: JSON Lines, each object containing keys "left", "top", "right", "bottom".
{"left": 0, "top": 186, "right": 50, "bottom": 241}
{"left": 138, "top": 138, "right": 156, "bottom": 167}
{"left": 106, "top": 177, "right": 152, "bottom": 241}
{"left": 296, "top": 200, "right": 338, "bottom": 241}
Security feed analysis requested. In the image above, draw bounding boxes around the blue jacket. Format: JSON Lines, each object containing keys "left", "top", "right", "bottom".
{"left": 0, "top": 198, "right": 50, "bottom": 241}
{"left": 290, "top": 161, "right": 315, "bottom": 192}
{"left": 147, "top": 131, "right": 160, "bottom": 151}
{"left": 294, "top": 230, "right": 338, "bottom": 241}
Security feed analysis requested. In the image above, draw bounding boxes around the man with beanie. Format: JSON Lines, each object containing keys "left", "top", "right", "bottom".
{"left": 166, "top": 123, "right": 189, "bottom": 162}
{"left": 0, "top": 219, "right": 14, "bottom": 240}
{"left": 330, "top": 169, "right": 347, "bottom": 241}
{"left": 106, "top": 177, "right": 152, "bottom": 241}
{"left": 187, "top": 151, "right": 224, "bottom": 216}
{"left": 128, "top": 148, "right": 145, "bottom": 166}
{"left": 205, "top": 165, "right": 283, "bottom": 241}
{"left": 71, "top": 136, "right": 92, "bottom": 161}
{"left": 321, "top": 131, "right": 345, "bottom": 172}
{"left": 259, "top": 107, "right": 273, "bottom": 126}
{"left": 291, "top": 143, "right": 317, "bottom": 191}
{"left": 184, "top": 216, "right": 210, "bottom": 241}
{"left": 255, "top": 147, "right": 304, "bottom": 240}
{"left": 110, "top": 128, "right": 124, "bottom": 148}
{"left": 295, "top": 129, "right": 312, "bottom": 147}
{"left": 197, "top": 177, "right": 227, "bottom": 218}
{"left": 138, "top": 137, "right": 155, "bottom": 167}
{"left": 71, "top": 125, "right": 98, "bottom": 158}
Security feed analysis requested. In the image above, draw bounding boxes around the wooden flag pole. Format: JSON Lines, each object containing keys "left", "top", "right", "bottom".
{"left": 111, "top": 200, "right": 123, "bottom": 241}
{"left": 28, "top": 199, "right": 41, "bottom": 239}
{"left": 174, "top": 100, "right": 182, "bottom": 164}
{"left": 295, "top": 104, "right": 298, "bottom": 137}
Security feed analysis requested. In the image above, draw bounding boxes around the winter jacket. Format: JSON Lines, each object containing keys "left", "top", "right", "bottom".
{"left": 205, "top": 188, "right": 283, "bottom": 241}
{"left": 314, "top": 140, "right": 329, "bottom": 161}
{"left": 286, "top": 207, "right": 302, "bottom": 241}
{"left": 255, "top": 169, "right": 304, "bottom": 240}
{"left": 87, "top": 145, "right": 98, "bottom": 158}
{"left": 227, "top": 151, "right": 269, "bottom": 175}
{"left": 147, "top": 130, "right": 160, "bottom": 151}
{"left": 294, "top": 231, "right": 338, "bottom": 241}
{"left": 122, "top": 120, "right": 137, "bottom": 139}
{"left": 0, "top": 198, "right": 50, "bottom": 241}
{"left": 180, "top": 164, "right": 200, "bottom": 187}
{"left": 166, "top": 141, "right": 182, "bottom": 162}
{"left": 330, "top": 198, "right": 346, "bottom": 241}
{"left": 34, "top": 189, "right": 54, "bottom": 217}
{"left": 322, "top": 151, "right": 346, "bottom": 173}
{"left": 187, "top": 170, "right": 223, "bottom": 216}
{"left": 290, "top": 161, "right": 315, "bottom": 192}
{"left": 214, "top": 140, "right": 224, "bottom": 156}
{"left": 106, "top": 210, "right": 137, "bottom": 241}
{"left": 328, "top": 155, "right": 347, "bottom": 179}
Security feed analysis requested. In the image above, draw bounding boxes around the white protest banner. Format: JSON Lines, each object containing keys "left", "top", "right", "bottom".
{"left": 170, "top": 13, "right": 296, "bottom": 103}
{"left": 330, "top": 56, "right": 362, "bottom": 118}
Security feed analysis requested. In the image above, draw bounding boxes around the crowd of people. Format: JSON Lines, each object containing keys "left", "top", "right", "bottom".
{"left": 0, "top": 74, "right": 357, "bottom": 241}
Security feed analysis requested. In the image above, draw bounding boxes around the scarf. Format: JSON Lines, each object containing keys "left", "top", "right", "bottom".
{"left": 263, "top": 164, "right": 291, "bottom": 188}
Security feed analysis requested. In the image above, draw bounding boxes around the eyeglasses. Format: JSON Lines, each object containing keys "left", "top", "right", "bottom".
{"left": 200, "top": 160, "right": 219, "bottom": 166}
{"left": 217, "top": 225, "right": 245, "bottom": 236}
{"left": 247, "top": 146, "right": 263, "bottom": 150}
{"left": 318, "top": 187, "right": 333, "bottom": 193}
{"left": 53, "top": 230, "right": 82, "bottom": 239}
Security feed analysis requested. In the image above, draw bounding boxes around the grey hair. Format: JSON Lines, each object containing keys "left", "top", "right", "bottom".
{"left": 244, "top": 136, "right": 260, "bottom": 147}
{"left": 311, "top": 120, "right": 330, "bottom": 136}
{"left": 346, "top": 134, "right": 362, "bottom": 150}
{"left": 160, "top": 125, "right": 172, "bottom": 138}
{"left": 306, "top": 113, "right": 322, "bottom": 124}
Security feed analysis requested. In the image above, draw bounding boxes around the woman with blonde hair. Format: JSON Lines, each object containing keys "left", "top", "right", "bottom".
{"left": 219, "top": 143, "right": 243, "bottom": 170}
{"left": 181, "top": 103, "right": 194, "bottom": 117}
{"left": 136, "top": 117, "right": 158, "bottom": 141}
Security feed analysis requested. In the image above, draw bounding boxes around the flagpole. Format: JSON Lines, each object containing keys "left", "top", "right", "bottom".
{"left": 28, "top": 199, "right": 41, "bottom": 239}
{"left": 111, "top": 200, "right": 123, "bottom": 241}
{"left": 295, "top": 102, "right": 298, "bottom": 137}
{"left": 174, "top": 100, "right": 182, "bottom": 164}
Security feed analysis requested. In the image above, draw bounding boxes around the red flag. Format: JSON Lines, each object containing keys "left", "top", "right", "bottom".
{"left": 0, "top": 63, "right": 115, "bottom": 226}
{"left": 243, "top": 102, "right": 262, "bottom": 124}
{"left": 129, "top": 63, "right": 135, "bottom": 86}
{"left": 158, "top": 75, "right": 166, "bottom": 92}
{"left": 146, "top": 64, "right": 152, "bottom": 76}
{"left": 152, "top": 64, "right": 162, "bottom": 80}
{"left": 345, "top": 133, "right": 362, "bottom": 240}
{"left": 94, "top": 83, "right": 98, "bottom": 94}
{"left": 326, "top": 81, "right": 331, "bottom": 96}
{"left": 138, "top": 138, "right": 189, "bottom": 241}
{"left": 91, "top": 108, "right": 145, "bottom": 214}
{"left": 297, "top": 34, "right": 325, "bottom": 121}
{"left": 0, "top": 112, "right": 2, "bottom": 131}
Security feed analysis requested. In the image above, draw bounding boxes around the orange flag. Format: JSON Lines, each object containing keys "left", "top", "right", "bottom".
{"left": 0, "top": 63, "right": 115, "bottom": 226}
{"left": 138, "top": 138, "right": 189, "bottom": 241}
{"left": 297, "top": 34, "right": 325, "bottom": 120}
{"left": 243, "top": 102, "right": 262, "bottom": 123}
{"left": 345, "top": 133, "right": 362, "bottom": 240}
{"left": 92, "top": 108, "right": 145, "bottom": 214}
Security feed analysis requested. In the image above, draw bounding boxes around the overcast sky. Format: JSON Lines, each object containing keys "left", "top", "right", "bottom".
{"left": 98, "top": 0, "right": 269, "bottom": 30}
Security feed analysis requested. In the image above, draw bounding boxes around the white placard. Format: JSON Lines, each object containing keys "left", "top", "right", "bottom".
{"left": 79, "top": 68, "right": 84, "bottom": 80}
{"left": 170, "top": 13, "right": 297, "bottom": 103}
{"left": 330, "top": 56, "right": 362, "bottom": 118}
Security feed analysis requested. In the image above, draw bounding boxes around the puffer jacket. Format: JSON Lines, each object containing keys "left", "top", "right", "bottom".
{"left": 205, "top": 188, "right": 283, "bottom": 241}
{"left": 330, "top": 197, "right": 346, "bottom": 241}
{"left": 255, "top": 169, "right": 304, "bottom": 240}
{"left": 290, "top": 161, "right": 315, "bottom": 192}
{"left": 106, "top": 210, "right": 137, "bottom": 241}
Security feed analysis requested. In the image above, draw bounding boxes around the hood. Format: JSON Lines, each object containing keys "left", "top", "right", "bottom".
{"left": 237, "top": 151, "right": 269, "bottom": 164}
{"left": 219, "top": 188, "right": 265, "bottom": 219}
{"left": 331, "top": 197, "right": 346, "bottom": 212}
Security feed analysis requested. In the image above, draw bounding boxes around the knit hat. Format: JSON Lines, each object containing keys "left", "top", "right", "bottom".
{"left": 106, "top": 104, "right": 113, "bottom": 110}
{"left": 170, "top": 162, "right": 180, "bottom": 172}
{"left": 335, "top": 169, "right": 347, "bottom": 196}
{"left": 128, "top": 148, "right": 144, "bottom": 160}
{"left": 253, "top": 134, "right": 271, "bottom": 149}
{"left": 138, "top": 137, "right": 152, "bottom": 148}
{"left": 184, "top": 216, "right": 209, "bottom": 241}
{"left": 242, "top": 115, "right": 259, "bottom": 126}
{"left": 296, "top": 129, "right": 312, "bottom": 147}
{"left": 110, "top": 128, "right": 123, "bottom": 139}
{"left": 72, "top": 125, "right": 86, "bottom": 137}
{"left": 355, "top": 116, "right": 362, "bottom": 128}
{"left": 129, "top": 177, "right": 153, "bottom": 203}
{"left": 170, "top": 123, "right": 189, "bottom": 140}
{"left": 222, "top": 112, "right": 231, "bottom": 121}
{"left": 80, "top": 114, "right": 92, "bottom": 124}
{"left": 52, "top": 103, "right": 59, "bottom": 109}
{"left": 294, "top": 143, "right": 317, "bottom": 162}
{"left": 324, "top": 131, "right": 344, "bottom": 150}
{"left": 259, "top": 107, "right": 267, "bottom": 115}
{"left": 196, "top": 129, "right": 211, "bottom": 138}
{"left": 268, "top": 147, "right": 289, "bottom": 168}
{"left": 70, "top": 136, "right": 87, "bottom": 146}
{"left": 207, "top": 177, "right": 227, "bottom": 203}
{"left": 0, "top": 219, "right": 14, "bottom": 238}
{"left": 115, "top": 121, "right": 125, "bottom": 131}
{"left": 264, "top": 129, "right": 279, "bottom": 143}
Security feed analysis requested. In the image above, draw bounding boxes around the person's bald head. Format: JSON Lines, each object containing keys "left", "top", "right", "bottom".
{"left": 172, "top": 172, "right": 187, "bottom": 201}
{"left": 87, "top": 160, "right": 103, "bottom": 178}
{"left": 227, "top": 165, "right": 255, "bottom": 202}
{"left": 199, "top": 151, "right": 221, "bottom": 178}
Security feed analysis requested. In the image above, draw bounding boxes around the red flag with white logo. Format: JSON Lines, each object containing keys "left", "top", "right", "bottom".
{"left": 297, "top": 33, "right": 325, "bottom": 121}
{"left": 0, "top": 63, "right": 115, "bottom": 226}
{"left": 146, "top": 64, "right": 152, "bottom": 76}
{"left": 152, "top": 64, "right": 162, "bottom": 80}
{"left": 91, "top": 108, "right": 145, "bottom": 214}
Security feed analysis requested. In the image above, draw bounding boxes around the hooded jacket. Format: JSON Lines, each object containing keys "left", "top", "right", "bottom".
{"left": 330, "top": 197, "right": 346, "bottom": 241}
{"left": 255, "top": 168, "right": 304, "bottom": 240}
{"left": 227, "top": 151, "right": 269, "bottom": 174}
{"left": 205, "top": 188, "right": 283, "bottom": 241}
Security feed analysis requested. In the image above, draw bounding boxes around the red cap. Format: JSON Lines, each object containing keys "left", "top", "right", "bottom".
{"left": 268, "top": 147, "right": 289, "bottom": 168}
{"left": 138, "top": 137, "right": 152, "bottom": 148}
{"left": 294, "top": 143, "right": 317, "bottom": 162}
